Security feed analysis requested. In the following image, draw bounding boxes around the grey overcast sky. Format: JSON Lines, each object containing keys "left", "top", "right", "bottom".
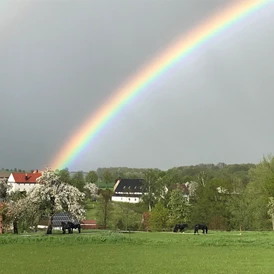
{"left": 1, "top": 0, "right": 274, "bottom": 172}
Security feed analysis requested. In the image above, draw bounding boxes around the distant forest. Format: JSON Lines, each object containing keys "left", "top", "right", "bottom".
{"left": 96, "top": 163, "right": 255, "bottom": 185}
{"left": 2, "top": 162, "right": 255, "bottom": 182}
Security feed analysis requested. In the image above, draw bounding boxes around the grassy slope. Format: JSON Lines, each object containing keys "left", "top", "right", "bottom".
{"left": 84, "top": 200, "right": 145, "bottom": 222}
{"left": 84, "top": 200, "right": 99, "bottom": 220}
{"left": 0, "top": 231, "right": 274, "bottom": 274}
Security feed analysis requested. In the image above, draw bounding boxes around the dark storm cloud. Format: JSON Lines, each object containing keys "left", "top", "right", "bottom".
{"left": 1, "top": 0, "right": 274, "bottom": 171}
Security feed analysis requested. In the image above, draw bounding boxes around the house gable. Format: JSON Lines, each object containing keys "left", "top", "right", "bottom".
{"left": 7, "top": 173, "right": 15, "bottom": 183}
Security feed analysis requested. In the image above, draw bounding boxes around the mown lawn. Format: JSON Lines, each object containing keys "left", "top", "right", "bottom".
{"left": 0, "top": 231, "right": 274, "bottom": 274}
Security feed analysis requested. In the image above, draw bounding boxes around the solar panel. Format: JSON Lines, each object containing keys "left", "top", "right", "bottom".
{"left": 51, "top": 212, "right": 80, "bottom": 226}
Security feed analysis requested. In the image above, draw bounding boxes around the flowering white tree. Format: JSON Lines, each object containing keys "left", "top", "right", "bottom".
{"left": 4, "top": 195, "right": 38, "bottom": 233}
{"left": 4, "top": 169, "right": 86, "bottom": 234}
{"left": 84, "top": 183, "right": 99, "bottom": 201}
{"left": 35, "top": 169, "right": 86, "bottom": 234}
{"left": 0, "top": 178, "right": 10, "bottom": 200}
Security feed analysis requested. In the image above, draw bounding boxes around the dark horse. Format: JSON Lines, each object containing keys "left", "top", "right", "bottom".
{"left": 173, "top": 223, "right": 188, "bottom": 233}
{"left": 61, "top": 221, "right": 81, "bottom": 234}
{"left": 194, "top": 224, "right": 208, "bottom": 234}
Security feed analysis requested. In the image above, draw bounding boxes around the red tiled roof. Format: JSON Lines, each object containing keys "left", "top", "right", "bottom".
{"left": 12, "top": 172, "right": 42, "bottom": 184}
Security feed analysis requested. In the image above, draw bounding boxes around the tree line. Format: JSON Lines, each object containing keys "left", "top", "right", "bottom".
{"left": 1, "top": 157, "right": 274, "bottom": 232}
{"left": 90, "top": 158, "right": 274, "bottom": 231}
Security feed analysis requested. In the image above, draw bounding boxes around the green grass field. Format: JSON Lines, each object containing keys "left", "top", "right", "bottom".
{"left": 1, "top": 230, "right": 274, "bottom": 274}
{"left": 84, "top": 200, "right": 99, "bottom": 220}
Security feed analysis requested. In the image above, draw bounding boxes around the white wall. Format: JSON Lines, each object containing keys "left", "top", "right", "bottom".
{"left": 112, "top": 196, "right": 141, "bottom": 203}
{"left": 115, "top": 191, "right": 142, "bottom": 195}
{"left": 8, "top": 182, "right": 37, "bottom": 193}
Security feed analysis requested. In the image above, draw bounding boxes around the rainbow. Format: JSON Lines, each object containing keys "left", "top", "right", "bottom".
{"left": 50, "top": 0, "right": 273, "bottom": 170}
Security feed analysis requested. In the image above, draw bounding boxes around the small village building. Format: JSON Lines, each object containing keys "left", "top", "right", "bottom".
{"left": 112, "top": 178, "right": 144, "bottom": 203}
{"left": 7, "top": 170, "right": 42, "bottom": 193}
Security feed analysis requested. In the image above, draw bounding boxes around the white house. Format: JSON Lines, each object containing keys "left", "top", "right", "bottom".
{"left": 111, "top": 179, "right": 144, "bottom": 203}
{"left": 7, "top": 171, "right": 42, "bottom": 193}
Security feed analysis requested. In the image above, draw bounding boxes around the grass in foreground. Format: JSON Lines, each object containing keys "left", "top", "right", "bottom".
{"left": 0, "top": 230, "right": 274, "bottom": 274}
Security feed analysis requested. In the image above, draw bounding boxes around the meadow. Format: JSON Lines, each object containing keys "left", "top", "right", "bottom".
{"left": 1, "top": 230, "right": 274, "bottom": 274}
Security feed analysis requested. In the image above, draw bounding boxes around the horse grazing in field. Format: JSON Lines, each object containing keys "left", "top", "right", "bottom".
{"left": 194, "top": 224, "right": 208, "bottom": 234}
{"left": 61, "top": 221, "right": 81, "bottom": 234}
{"left": 173, "top": 223, "right": 188, "bottom": 233}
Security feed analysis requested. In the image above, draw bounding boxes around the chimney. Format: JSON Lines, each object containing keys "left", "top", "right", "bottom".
{"left": 25, "top": 173, "right": 28, "bottom": 180}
